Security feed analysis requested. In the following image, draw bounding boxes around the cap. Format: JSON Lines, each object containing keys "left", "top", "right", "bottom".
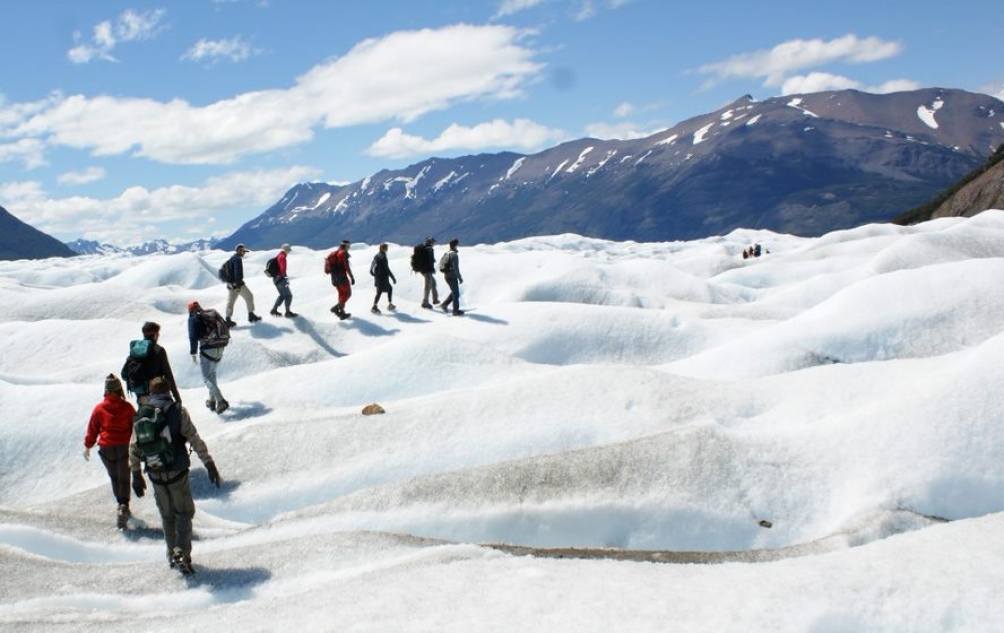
{"left": 104, "top": 373, "right": 124, "bottom": 396}
{"left": 425, "top": 236, "right": 437, "bottom": 244}
{"left": 187, "top": 300, "right": 201, "bottom": 313}
{"left": 236, "top": 244, "right": 247, "bottom": 252}
{"left": 341, "top": 239, "right": 351, "bottom": 247}
{"left": 449, "top": 237, "right": 459, "bottom": 247}
{"left": 281, "top": 243, "right": 292, "bottom": 252}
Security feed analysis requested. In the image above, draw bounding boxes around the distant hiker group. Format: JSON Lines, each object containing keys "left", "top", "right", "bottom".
{"left": 84, "top": 235, "right": 468, "bottom": 573}
{"left": 742, "top": 243, "right": 767, "bottom": 259}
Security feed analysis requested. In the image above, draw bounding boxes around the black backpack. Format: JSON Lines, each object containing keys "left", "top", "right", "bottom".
{"left": 264, "top": 256, "right": 280, "bottom": 278}
{"left": 218, "top": 260, "right": 234, "bottom": 284}
{"left": 197, "top": 309, "right": 230, "bottom": 349}
{"left": 134, "top": 403, "right": 175, "bottom": 471}
{"left": 410, "top": 244, "right": 424, "bottom": 273}
{"left": 123, "top": 339, "right": 157, "bottom": 395}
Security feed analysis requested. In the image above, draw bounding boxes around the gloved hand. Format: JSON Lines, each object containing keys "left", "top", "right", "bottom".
{"left": 350, "top": 277, "right": 355, "bottom": 285}
{"left": 206, "top": 461, "right": 221, "bottom": 488}
{"left": 191, "top": 354, "right": 198, "bottom": 364}
{"left": 132, "top": 470, "right": 146, "bottom": 498}
{"left": 83, "top": 447, "right": 91, "bottom": 461}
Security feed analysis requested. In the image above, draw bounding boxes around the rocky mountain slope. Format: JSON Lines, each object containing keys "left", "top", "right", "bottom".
{"left": 220, "top": 87, "right": 1004, "bottom": 250}
{"left": 0, "top": 205, "right": 76, "bottom": 260}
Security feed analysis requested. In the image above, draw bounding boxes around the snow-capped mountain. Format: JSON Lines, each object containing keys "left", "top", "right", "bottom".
{"left": 65, "top": 237, "right": 220, "bottom": 256}
{"left": 219, "top": 87, "right": 1004, "bottom": 250}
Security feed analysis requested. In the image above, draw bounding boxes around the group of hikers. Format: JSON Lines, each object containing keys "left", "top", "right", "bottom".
{"left": 82, "top": 235, "right": 465, "bottom": 575}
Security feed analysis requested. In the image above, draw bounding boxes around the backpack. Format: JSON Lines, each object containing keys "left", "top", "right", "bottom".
{"left": 411, "top": 244, "right": 424, "bottom": 273}
{"left": 439, "top": 252, "right": 453, "bottom": 274}
{"left": 218, "top": 260, "right": 234, "bottom": 284}
{"left": 324, "top": 252, "right": 335, "bottom": 275}
{"left": 197, "top": 308, "right": 230, "bottom": 349}
{"left": 134, "top": 403, "right": 174, "bottom": 471}
{"left": 123, "top": 339, "right": 157, "bottom": 396}
{"left": 264, "top": 256, "right": 280, "bottom": 278}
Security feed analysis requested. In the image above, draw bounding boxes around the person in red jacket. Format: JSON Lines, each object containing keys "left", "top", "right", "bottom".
{"left": 84, "top": 374, "right": 138, "bottom": 529}
{"left": 324, "top": 240, "right": 355, "bottom": 320}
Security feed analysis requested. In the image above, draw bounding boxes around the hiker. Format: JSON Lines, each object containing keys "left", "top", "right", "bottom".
{"left": 222, "top": 244, "right": 262, "bottom": 327}
{"left": 121, "top": 321, "right": 182, "bottom": 405}
{"left": 130, "top": 377, "right": 221, "bottom": 575}
{"left": 83, "top": 374, "right": 138, "bottom": 529}
{"left": 187, "top": 301, "right": 230, "bottom": 414}
{"left": 370, "top": 243, "right": 397, "bottom": 314}
{"left": 324, "top": 240, "right": 355, "bottom": 320}
{"left": 413, "top": 236, "right": 440, "bottom": 309}
{"left": 269, "top": 243, "right": 298, "bottom": 318}
{"left": 439, "top": 237, "right": 464, "bottom": 316}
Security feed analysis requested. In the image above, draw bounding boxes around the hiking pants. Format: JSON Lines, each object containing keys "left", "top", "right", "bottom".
{"left": 442, "top": 276, "right": 461, "bottom": 312}
{"left": 272, "top": 277, "right": 292, "bottom": 312}
{"left": 421, "top": 272, "right": 439, "bottom": 304}
{"left": 199, "top": 346, "right": 225, "bottom": 404}
{"left": 98, "top": 444, "right": 132, "bottom": 506}
{"left": 150, "top": 470, "right": 196, "bottom": 562}
{"left": 226, "top": 283, "right": 255, "bottom": 319}
{"left": 335, "top": 282, "right": 352, "bottom": 307}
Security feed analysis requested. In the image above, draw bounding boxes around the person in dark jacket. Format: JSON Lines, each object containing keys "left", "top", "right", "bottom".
{"left": 370, "top": 243, "right": 397, "bottom": 314}
{"left": 130, "top": 377, "right": 220, "bottom": 575}
{"left": 417, "top": 236, "right": 439, "bottom": 309}
{"left": 187, "top": 301, "right": 229, "bottom": 414}
{"left": 84, "top": 374, "right": 137, "bottom": 529}
{"left": 223, "top": 244, "right": 261, "bottom": 326}
{"left": 122, "top": 321, "right": 182, "bottom": 405}
{"left": 439, "top": 237, "right": 464, "bottom": 316}
{"left": 269, "top": 243, "right": 298, "bottom": 318}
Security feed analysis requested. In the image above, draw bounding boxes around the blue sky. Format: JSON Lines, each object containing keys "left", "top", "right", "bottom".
{"left": 1, "top": 0, "right": 1002, "bottom": 247}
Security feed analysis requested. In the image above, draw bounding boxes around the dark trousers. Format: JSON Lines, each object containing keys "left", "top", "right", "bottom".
{"left": 98, "top": 444, "right": 132, "bottom": 506}
{"left": 272, "top": 277, "right": 292, "bottom": 312}
{"left": 442, "top": 276, "right": 461, "bottom": 312}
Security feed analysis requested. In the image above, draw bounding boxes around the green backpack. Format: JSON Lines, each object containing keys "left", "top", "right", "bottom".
{"left": 134, "top": 404, "right": 174, "bottom": 471}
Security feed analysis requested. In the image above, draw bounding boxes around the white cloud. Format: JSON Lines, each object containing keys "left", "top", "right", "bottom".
{"left": 584, "top": 121, "right": 666, "bottom": 140}
{"left": 0, "top": 138, "right": 46, "bottom": 170}
{"left": 56, "top": 167, "right": 106, "bottom": 186}
{"left": 21, "top": 24, "right": 542, "bottom": 165}
{"left": 613, "top": 102, "right": 634, "bottom": 118}
{"left": 494, "top": 0, "right": 547, "bottom": 18}
{"left": 67, "top": 9, "right": 167, "bottom": 64}
{"left": 698, "top": 34, "right": 904, "bottom": 90}
{"left": 367, "top": 119, "right": 566, "bottom": 159}
{"left": 780, "top": 72, "right": 920, "bottom": 96}
{"left": 2, "top": 165, "right": 319, "bottom": 244}
{"left": 183, "top": 36, "right": 255, "bottom": 64}
{"left": 494, "top": 0, "right": 631, "bottom": 20}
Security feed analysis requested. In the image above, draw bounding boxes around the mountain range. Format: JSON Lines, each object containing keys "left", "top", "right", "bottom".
{"left": 64, "top": 237, "right": 220, "bottom": 256}
{"left": 219, "top": 87, "right": 1004, "bottom": 250}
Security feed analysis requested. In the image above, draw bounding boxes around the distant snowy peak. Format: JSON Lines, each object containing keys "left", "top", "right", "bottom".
{"left": 65, "top": 237, "right": 220, "bottom": 256}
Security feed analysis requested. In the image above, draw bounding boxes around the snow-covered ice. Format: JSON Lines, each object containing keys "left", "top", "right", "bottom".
{"left": 3, "top": 212, "right": 1004, "bottom": 631}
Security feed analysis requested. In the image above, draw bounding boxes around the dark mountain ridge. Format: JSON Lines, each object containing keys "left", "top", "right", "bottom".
{"left": 0, "top": 205, "right": 76, "bottom": 260}
{"left": 203, "top": 88, "right": 1004, "bottom": 249}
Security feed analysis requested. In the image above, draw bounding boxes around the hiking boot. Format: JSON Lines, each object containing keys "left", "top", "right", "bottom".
{"left": 421, "top": 302, "right": 432, "bottom": 309}
{"left": 249, "top": 312, "right": 262, "bottom": 323}
{"left": 284, "top": 311, "right": 298, "bottom": 318}
{"left": 371, "top": 306, "right": 381, "bottom": 314}
{"left": 339, "top": 311, "right": 351, "bottom": 320}
{"left": 205, "top": 398, "right": 216, "bottom": 411}
{"left": 330, "top": 305, "right": 339, "bottom": 313}
{"left": 441, "top": 303, "right": 449, "bottom": 313}
{"left": 225, "top": 318, "right": 237, "bottom": 328}
{"left": 387, "top": 303, "right": 396, "bottom": 311}
{"left": 116, "top": 503, "right": 130, "bottom": 529}
{"left": 171, "top": 547, "right": 194, "bottom": 575}
{"left": 453, "top": 310, "right": 465, "bottom": 316}
{"left": 215, "top": 399, "right": 230, "bottom": 414}
{"left": 269, "top": 309, "right": 280, "bottom": 317}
